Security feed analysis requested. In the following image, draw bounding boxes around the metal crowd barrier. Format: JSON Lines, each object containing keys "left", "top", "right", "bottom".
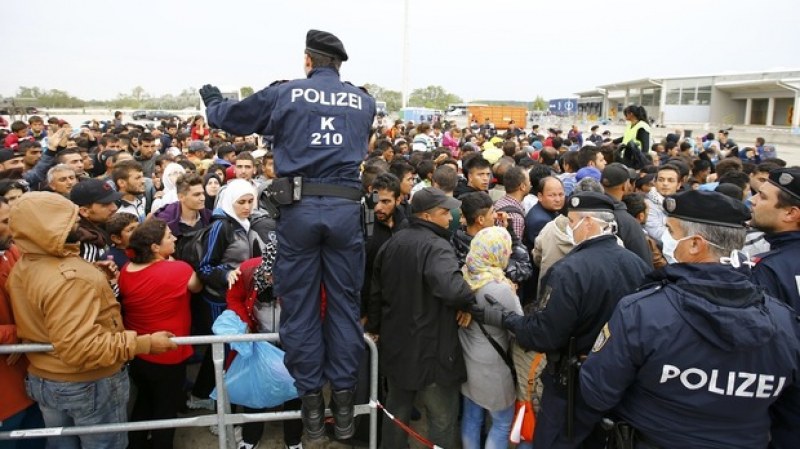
{"left": 0, "top": 334, "right": 379, "bottom": 449}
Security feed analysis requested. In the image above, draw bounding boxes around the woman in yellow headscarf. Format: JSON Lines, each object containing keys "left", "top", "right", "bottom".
{"left": 460, "top": 226, "right": 523, "bottom": 449}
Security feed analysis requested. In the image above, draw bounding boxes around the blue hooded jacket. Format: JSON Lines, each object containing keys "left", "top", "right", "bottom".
{"left": 581, "top": 263, "right": 800, "bottom": 449}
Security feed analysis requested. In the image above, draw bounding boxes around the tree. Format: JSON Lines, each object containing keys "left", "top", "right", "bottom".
{"left": 363, "top": 83, "right": 403, "bottom": 113}
{"left": 407, "top": 85, "right": 462, "bottom": 111}
{"left": 533, "top": 95, "right": 547, "bottom": 111}
{"left": 131, "top": 86, "right": 148, "bottom": 105}
{"left": 240, "top": 86, "right": 255, "bottom": 98}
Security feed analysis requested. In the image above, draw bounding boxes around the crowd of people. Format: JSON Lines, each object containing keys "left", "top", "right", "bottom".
{"left": 0, "top": 98, "right": 799, "bottom": 449}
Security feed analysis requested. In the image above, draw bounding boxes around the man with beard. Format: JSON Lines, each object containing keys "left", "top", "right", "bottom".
{"left": 750, "top": 167, "right": 800, "bottom": 311}
{"left": 70, "top": 179, "right": 124, "bottom": 300}
{"left": 363, "top": 172, "right": 406, "bottom": 331}
{"left": 113, "top": 160, "right": 147, "bottom": 222}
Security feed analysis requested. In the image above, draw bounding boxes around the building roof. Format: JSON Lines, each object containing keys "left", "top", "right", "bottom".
{"left": 596, "top": 78, "right": 663, "bottom": 90}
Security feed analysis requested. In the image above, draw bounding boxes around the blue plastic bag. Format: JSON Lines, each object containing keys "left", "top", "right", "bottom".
{"left": 210, "top": 311, "right": 298, "bottom": 408}
{"left": 211, "top": 310, "right": 251, "bottom": 356}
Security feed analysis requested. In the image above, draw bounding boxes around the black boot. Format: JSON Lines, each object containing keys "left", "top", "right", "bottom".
{"left": 330, "top": 389, "right": 356, "bottom": 440}
{"left": 300, "top": 392, "right": 326, "bottom": 440}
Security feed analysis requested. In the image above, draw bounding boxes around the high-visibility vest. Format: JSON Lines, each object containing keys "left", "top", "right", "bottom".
{"left": 622, "top": 120, "right": 651, "bottom": 151}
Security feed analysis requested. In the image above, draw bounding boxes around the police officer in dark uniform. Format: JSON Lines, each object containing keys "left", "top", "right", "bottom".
{"left": 750, "top": 167, "right": 800, "bottom": 311}
{"left": 580, "top": 189, "right": 800, "bottom": 448}
{"left": 199, "top": 29, "right": 376, "bottom": 440}
{"left": 474, "top": 191, "right": 650, "bottom": 448}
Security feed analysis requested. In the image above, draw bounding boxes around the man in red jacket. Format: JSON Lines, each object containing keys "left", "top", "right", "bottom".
{"left": 0, "top": 196, "right": 45, "bottom": 447}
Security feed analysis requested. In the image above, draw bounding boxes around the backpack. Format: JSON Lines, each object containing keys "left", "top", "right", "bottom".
{"left": 174, "top": 221, "right": 220, "bottom": 269}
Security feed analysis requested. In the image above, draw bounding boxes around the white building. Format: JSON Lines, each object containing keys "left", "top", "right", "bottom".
{"left": 574, "top": 69, "right": 800, "bottom": 129}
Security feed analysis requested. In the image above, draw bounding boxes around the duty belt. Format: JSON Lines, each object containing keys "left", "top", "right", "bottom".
{"left": 302, "top": 182, "right": 361, "bottom": 201}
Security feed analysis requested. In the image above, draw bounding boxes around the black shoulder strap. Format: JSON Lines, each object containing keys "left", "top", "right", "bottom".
{"left": 497, "top": 204, "right": 525, "bottom": 217}
{"left": 476, "top": 322, "right": 518, "bottom": 387}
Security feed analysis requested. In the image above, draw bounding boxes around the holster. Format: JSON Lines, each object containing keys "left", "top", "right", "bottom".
{"left": 602, "top": 418, "right": 636, "bottom": 449}
{"left": 268, "top": 177, "right": 302, "bottom": 205}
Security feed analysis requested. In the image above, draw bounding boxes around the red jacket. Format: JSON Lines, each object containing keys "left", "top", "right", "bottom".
{"left": 0, "top": 245, "right": 34, "bottom": 420}
{"left": 226, "top": 258, "right": 328, "bottom": 330}
{"left": 226, "top": 257, "right": 261, "bottom": 329}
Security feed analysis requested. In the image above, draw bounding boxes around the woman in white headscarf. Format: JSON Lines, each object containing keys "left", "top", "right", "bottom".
{"left": 190, "top": 179, "right": 264, "bottom": 406}
{"left": 197, "top": 179, "right": 261, "bottom": 305}
{"left": 150, "top": 162, "right": 186, "bottom": 212}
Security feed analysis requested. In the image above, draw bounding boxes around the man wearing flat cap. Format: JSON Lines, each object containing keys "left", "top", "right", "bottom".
{"left": 198, "top": 29, "right": 376, "bottom": 440}
{"left": 473, "top": 191, "right": 650, "bottom": 447}
{"left": 580, "top": 189, "right": 800, "bottom": 448}
{"left": 750, "top": 167, "right": 800, "bottom": 311}
{"left": 370, "top": 187, "right": 474, "bottom": 449}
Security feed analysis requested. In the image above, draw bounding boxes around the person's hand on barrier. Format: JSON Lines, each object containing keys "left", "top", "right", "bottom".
{"left": 227, "top": 267, "right": 241, "bottom": 289}
{"left": 149, "top": 331, "right": 177, "bottom": 354}
{"left": 199, "top": 85, "right": 223, "bottom": 107}
{"left": 6, "top": 352, "right": 21, "bottom": 366}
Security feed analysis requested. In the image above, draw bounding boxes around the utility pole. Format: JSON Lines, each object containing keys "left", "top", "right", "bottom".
{"left": 401, "top": 0, "right": 410, "bottom": 109}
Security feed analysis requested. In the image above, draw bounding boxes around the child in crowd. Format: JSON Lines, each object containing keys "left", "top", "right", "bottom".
{"left": 107, "top": 212, "right": 139, "bottom": 269}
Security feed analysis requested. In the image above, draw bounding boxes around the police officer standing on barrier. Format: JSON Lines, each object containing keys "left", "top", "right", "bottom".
{"left": 472, "top": 191, "right": 650, "bottom": 448}
{"left": 200, "top": 29, "right": 376, "bottom": 441}
{"left": 580, "top": 190, "right": 800, "bottom": 448}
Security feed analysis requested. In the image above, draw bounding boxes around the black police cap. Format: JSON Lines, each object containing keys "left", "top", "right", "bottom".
{"left": 663, "top": 190, "right": 750, "bottom": 228}
{"left": 767, "top": 168, "right": 800, "bottom": 201}
{"left": 567, "top": 191, "right": 615, "bottom": 212}
{"left": 306, "top": 29, "right": 348, "bottom": 61}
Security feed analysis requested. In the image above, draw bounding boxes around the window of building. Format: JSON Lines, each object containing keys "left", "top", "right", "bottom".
{"left": 696, "top": 86, "right": 711, "bottom": 105}
{"left": 666, "top": 88, "right": 681, "bottom": 105}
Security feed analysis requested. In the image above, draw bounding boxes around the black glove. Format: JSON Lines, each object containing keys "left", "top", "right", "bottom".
{"left": 199, "top": 84, "right": 223, "bottom": 107}
{"left": 471, "top": 294, "right": 514, "bottom": 328}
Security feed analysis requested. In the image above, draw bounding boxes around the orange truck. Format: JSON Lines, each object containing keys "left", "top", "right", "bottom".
{"left": 468, "top": 105, "right": 527, "bottom": 130}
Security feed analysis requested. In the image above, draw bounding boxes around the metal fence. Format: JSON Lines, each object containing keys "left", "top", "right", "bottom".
{"left": 0, "top": 334, "right": 379, "bottom": 449}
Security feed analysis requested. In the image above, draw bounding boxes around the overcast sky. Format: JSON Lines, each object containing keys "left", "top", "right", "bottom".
{"left": 2, "top": 0, "right": 797, "bottom": 103}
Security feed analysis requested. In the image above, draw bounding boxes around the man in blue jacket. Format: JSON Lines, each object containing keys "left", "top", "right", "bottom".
{"left": 580, "top": 190, "right": 800, "bottom": 448}
{"left": 750, "top": 167, "right": 800, "bottom": 311}
{"left": 199, "top": 29, "right": 375, "bottom": 440}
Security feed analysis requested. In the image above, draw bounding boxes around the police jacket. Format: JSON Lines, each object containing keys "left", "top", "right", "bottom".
{"left": 751, "top": 231, "right": 800, "bottom": 311}
{"left": 505, "top": 234, "right": 649, "bottom": 359}
{"left": 580, "top": 263, "right": 800, "bottom": 449}
{"left": 206, "top": 67, "right": 376, "bottom": 188}
{"left": 370, "top": 217, "right": 475, "bottom": 391}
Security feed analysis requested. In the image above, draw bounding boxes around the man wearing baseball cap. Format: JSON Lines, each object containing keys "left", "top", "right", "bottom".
{"left": 70, "top": 178, "right": 122, "bottom": 264}
{"left": 750, "top": 167, "right": 800, "bottom": 311}
{"left": 601, "top": 163, "right": 653, "bottom": 267}
{"left": 370, "top": 187, "right": 474, "bottom": 449}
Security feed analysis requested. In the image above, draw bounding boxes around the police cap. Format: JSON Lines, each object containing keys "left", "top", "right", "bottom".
{"left": 767, "top": 168, "right": 800, "bottom": 201}
{"left": 663, "top": 190, "right": 750, "bottom": 228}
{"left": 568, "top": 191, "right": 615, "bottom": 212}
{"left": 306, "top": 29, "right": 348, "bottom": 61}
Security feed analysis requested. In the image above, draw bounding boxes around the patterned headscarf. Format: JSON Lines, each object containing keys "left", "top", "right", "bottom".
{"left": 253, "top": 231, "right": 278, "bottom": 294}
{"left": 462, "top": 226, "right": 514, "bottom": 292}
